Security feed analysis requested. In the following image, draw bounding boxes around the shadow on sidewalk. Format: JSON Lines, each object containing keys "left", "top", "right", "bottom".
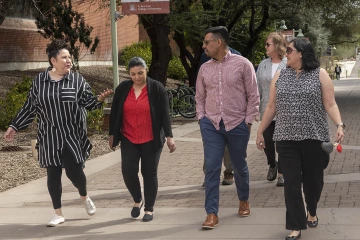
{"left": 0, "top": 218, "right": 209, "bottom": 240}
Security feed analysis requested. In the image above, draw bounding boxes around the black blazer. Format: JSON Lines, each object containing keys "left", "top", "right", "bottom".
{"left": 109, "top": 77, "right": 173, "bottom": 150}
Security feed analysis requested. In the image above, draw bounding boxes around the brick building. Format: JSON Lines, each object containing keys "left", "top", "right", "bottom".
{"left": 0, "top": 2, "right": 148, "bottom": 71}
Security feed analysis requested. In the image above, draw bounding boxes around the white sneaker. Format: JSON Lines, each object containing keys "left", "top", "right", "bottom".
{"left": 83, "top": 197, "right": 96, "bottom": 216}
{"left": 47, "top": 214, "right": 65, "bottom": 227}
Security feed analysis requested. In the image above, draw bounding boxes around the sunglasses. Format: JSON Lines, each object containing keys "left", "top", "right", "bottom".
{"left": 203, "top": 39, "right": 219, "bottom": 45}
{"left": 265, "top": 42, "right": 273, "bottom": 47}
{"left": 286, "top": 47, "right": 297, "bottom": 54}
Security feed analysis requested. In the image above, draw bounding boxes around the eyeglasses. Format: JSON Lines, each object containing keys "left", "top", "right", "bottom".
{"left": 203, "top": 39, "right": 219, "bottom": 45}
{"left": 265, "top": 42, "right": 273, "bottom": 47}
{"left": 286, "top": 47, "right": 297, "bottom": 54}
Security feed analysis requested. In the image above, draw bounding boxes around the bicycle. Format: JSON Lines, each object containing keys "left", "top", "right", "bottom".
{"left": 166, "top": 80, "right": 196, "bottom": 118}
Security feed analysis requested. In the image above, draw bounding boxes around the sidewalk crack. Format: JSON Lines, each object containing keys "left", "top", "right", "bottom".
{"left": 325, "top": 209, "right": 347, "bottom": 239}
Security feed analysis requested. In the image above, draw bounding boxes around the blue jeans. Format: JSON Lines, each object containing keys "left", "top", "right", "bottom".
{"left": 200, "top": 117, "right": 250, "bottom": 215}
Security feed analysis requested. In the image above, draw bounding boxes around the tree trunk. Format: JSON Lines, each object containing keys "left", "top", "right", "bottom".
{"left": 241, "top": 2, "right": 269, "bottom": 58}
{"left": 173, "top": 30, "right": 202, "bottom": 87}
{"left": 140, "top": 15, "right": 172, "bottom": 86}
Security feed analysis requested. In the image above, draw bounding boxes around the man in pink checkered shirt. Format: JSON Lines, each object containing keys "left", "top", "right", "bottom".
{"left": 196, "top": 26, "right": 259, "bottom": 230}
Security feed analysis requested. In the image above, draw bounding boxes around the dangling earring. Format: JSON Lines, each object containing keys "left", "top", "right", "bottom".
{"left": 52, "top": 67, "right": 56, "bottom": 72}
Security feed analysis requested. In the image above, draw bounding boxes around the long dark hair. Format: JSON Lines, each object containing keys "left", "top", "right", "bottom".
{"left": 290, "top": 38, "right": 320, "bottom": 71}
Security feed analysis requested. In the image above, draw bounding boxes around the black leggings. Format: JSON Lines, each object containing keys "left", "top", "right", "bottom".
{"left": 263, "top": 121, "right": 282, "bottom": 174}
{"left": 121, "top": 136, "right": 162, "bottom": 212}
{"left": 47, "top": 146, "right": 87, "bottom": 209}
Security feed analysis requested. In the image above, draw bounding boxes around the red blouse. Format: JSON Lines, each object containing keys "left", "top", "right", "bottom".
{"left": 122, "top": 86, "right": 153, "bottom": 144}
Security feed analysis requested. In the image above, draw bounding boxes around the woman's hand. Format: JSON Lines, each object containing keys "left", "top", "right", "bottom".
{"left": 4, "top": 127, "right": 16, "bottom": 141}
{"left": 335, "top": 126, "right": 345, "bottom": 143}
{"left": 98, "top": 88, "right": 113, "bottom": 102}
{"left": 166, "top": 137, "right": 176, "bottom": 153}
{"left": 256, "top": 133, "right": 265, "bottom": 150}
{"left": 108, "top": 135, "right": 115, "bottom": 151}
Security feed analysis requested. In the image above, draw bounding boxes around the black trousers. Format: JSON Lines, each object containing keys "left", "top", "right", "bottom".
{"left": 47, "top": 146, "right": 87, "bottom": 209}
{"left": 263, "top": 121, "right": 282, "bottom": 173}
{"left": 336, "top": 73, "right": 340, "bottom": 80}
{"left": 121, "top": 136, "right": 163, "bottom": 212}
{"left": 276, "top": 140, "right": 329, "bottom": 230}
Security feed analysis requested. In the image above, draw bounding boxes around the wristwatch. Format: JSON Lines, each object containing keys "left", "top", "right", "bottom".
{"left": 337, "top": 123, "right": 346, "bottom": 129}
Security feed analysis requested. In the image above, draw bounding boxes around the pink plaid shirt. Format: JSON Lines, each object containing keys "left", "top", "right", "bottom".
{"left": 196, "top": 51, "right": 260, "bottom": 131}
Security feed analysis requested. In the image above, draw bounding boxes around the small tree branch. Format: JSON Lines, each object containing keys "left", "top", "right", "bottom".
{"left": 227, "top": 0, "right": 251, "bottom": 33}
{"left": 31, "top": 0, "right": 45, "bottom": 18}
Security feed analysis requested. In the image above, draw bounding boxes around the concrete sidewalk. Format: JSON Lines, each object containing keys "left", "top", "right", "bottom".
{"left": 0, "top": 149, "right": 359, "bottom": 240}
{"left": 1, "top": 80, "right": 360, "bottom": 240}
{"left": 0, "top": 207, "right": 359, "bottom": 239}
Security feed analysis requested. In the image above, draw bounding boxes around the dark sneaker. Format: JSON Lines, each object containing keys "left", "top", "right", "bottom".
{"left": 276, "top": 175, "right": 284, "bottom": 186}
{"left": 222, "top": 171, "right": 234, "bottom": 185}
{"left": 202, "top": 182, "right": 205, "bottom": 188}
{"left": 142, "top": 213, "right": 154, "bottom": 222}
{"left": 267, "top": 162, "right": 278, "bottom": 181}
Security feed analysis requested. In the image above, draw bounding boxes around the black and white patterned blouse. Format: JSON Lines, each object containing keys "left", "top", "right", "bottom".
{"left": 273, "top": 67, "right": 330, "bottom": 142}
{"left": 10, "top": 67, "right": 102, "bottom": 168}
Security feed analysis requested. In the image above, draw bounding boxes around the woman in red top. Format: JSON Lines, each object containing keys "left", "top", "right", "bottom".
{"left": 109, "top": 57, "right": 176, "bottom": 222}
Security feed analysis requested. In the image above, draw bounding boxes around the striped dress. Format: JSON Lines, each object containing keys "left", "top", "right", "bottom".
{"left": 10, "top": 68, "right": 103, "bottom": 167}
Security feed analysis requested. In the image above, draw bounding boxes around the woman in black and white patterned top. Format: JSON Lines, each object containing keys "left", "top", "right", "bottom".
{"left": 256, "top": 38, "right": 345, "bottom": 240}
{"left": 4, "top": 40, "right": 112, "bottom": 227}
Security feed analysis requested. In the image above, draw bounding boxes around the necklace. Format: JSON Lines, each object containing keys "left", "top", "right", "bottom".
{"left": 294, "top": 69, "right": 303, "bottom": 80}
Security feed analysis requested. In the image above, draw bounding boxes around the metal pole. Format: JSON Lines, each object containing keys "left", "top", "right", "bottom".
{"left": 110, "top": 0, "right": 119, "bottom": 90}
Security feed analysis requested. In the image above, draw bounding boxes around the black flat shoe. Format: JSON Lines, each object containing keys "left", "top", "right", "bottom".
{"left": 131, "top": 202, "right": 143, "bottom": 218}
{"left": 285, "top": 231, "right": 301, "bottom": 240}
{"left": 142, "top": 213, "right": 153, "bottom": 222}
{"left": 307, "top": 215, "right": 318, "bottom": 227}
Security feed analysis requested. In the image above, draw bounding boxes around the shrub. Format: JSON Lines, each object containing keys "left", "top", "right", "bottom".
{"left": 87, "top": 103, "right": 105, "bottom": 134}
{"left": 120, "top": 41, "right": 187, "bottom": 80}
{"left": 120, "top": 41, "right": 152, "bottom": 68}
{"left": 167, "top": 56, "right": 187, "bottom": 80}
{"left": 0, "top": 75, "right": 33, "bottom": 130}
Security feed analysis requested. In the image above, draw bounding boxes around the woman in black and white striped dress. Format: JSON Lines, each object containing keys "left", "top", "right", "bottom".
{"left": 3, "top": 39, "right": 112, "bottom": 227}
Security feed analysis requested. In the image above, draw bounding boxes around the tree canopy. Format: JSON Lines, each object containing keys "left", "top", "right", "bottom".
{"left": 34, "top": 0, "right": 100, "bottom": 70}
{"left": 2, "top": 0, "right": 360, "bottom": 84}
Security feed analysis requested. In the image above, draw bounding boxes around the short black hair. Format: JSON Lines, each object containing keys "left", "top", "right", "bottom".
{"left": 128, "top": 56, "right": 147, "bottom": 70}
{"left": 204, "top": 26, "right": 229, "bottom": 45}
{"left": 290, "top": 38, "right": 320, "bottom": 71}
{"left": 46, "top": 39, "right": 69, "bottom": 66}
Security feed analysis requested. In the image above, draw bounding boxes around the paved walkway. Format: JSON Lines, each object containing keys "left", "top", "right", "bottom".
{"left": 0, "top": 80, "right": 360, "bottom": 239}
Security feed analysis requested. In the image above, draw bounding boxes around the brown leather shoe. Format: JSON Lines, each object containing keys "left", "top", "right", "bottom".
{"left": 202, "top": 213, "right": 219, "bottom": 229}
{"left": 238, "top": 200, "right": 250, "bottom": 217}
{"left": 222, "top": 171, "right": 234, "bottom": 185}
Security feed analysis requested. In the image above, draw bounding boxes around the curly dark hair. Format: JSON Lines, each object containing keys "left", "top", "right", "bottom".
{"left": 46, "top": 39, "right": 70, "bottom": 66}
